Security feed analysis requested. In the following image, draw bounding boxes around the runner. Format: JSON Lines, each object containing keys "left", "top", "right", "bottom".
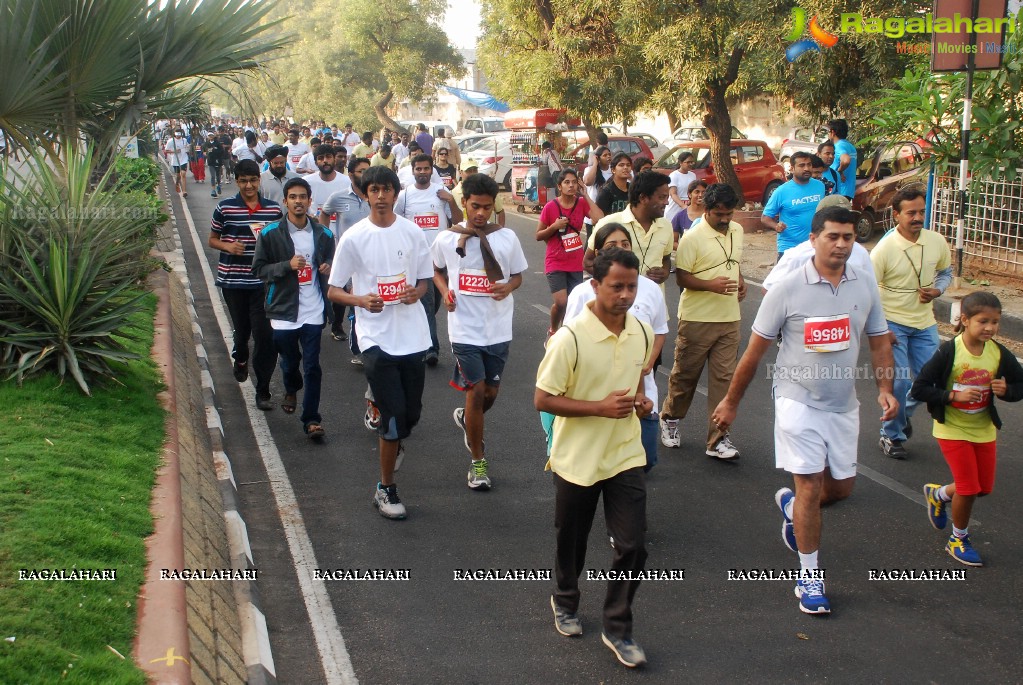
{"left": 303, "top": 144, "right": 351, "bottom": 217}
{"left": 163, "top": 128, "right": 190, "bottom": 197}
{"left": 912, "top": 291, "right": 1023, "bottom": 566}
{"left": 396, "top": 154, "right": 464, "bottom": 366}
{"left": 432, "top": 173, "right": 527, "bottom": 490}
{"left": 711, "top": 205, "right": 897, "bottom": 615}
{"left": 207, "top": 159, "right": 283, "bottom": 411}
{"left": 328, "top": 166, "right": 434, "bottom": 520}
{"left": 536, "top": 247, "right": 653, "bottom": 668}
{"left": 252, "top": 177, "right": 335, "bottom": 440}
{"left": 536, "top": 168, "right": 604, "bottom": 335}
{"left": 564, "top": 223, "right": 667, "bottom": 471}
{"left": 259, "top": 146, "right": 299, "bottom": 206}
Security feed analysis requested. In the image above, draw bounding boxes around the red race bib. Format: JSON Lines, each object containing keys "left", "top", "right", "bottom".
{"left": 377, "top": 273, "right": 407, "bottom": 304}
{"left": 297, "top": 254, "right": 313, "bottom": 285}
{"left": 458, "top": 269, "right": 492, "bottom": 296}
{"left": 561, "top": 231, "right": 583, "bottom": 252}
{"left": 803, "top": 314, "right": 851, "bottom": 352}
{"left": 414, "top": 214, "right": 440, "bottom": 229}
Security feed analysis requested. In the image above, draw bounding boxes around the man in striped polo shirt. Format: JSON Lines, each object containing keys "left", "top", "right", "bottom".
{"left": 208, "top": 159, "right": 283, "bottom": 410}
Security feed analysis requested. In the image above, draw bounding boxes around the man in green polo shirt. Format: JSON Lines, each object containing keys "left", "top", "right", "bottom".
{"left": 535, "top": 248, "right": 653, "bottom": 669}
{"left": 661, "top": 183, "right": 747, "bottom": 459}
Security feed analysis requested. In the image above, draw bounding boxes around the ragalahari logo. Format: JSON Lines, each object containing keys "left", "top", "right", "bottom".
{"left": 786, "top": 7, "right": 840, "bottom": 61}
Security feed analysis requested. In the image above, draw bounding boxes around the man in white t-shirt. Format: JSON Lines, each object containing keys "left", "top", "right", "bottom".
{"left": 163, "top": 129, "right": 191, "bottom": 196}
{"left": 340, "top": 123, "right": 362, "bottom": 156}
{"left": 432, "top": 174, "right": 527, "bottom": 490}
{"left": 327, "top": 166, "right": 434, "bottom": 520}
{"left": 396, "top": 153, "right": 464, "bottom": 365}
{"left": 295, "top": 137, "right": 321, "bottom": 175}
{"left": 284, "top": 129, "right": 310, "bottom": 171}
{"left": 392, "top": 132, "right": 411, "bottom": 168}
{"left": 303, "top": 145, "right": 352, "bottom": 216}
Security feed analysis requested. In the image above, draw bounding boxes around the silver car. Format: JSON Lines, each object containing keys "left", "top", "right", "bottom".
{"left": 778, "top": 126, "right": 830, "bottom": 173}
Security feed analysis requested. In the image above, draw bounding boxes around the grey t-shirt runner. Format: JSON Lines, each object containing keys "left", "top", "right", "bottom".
{"left": 322, "top": 189, "right": 371, "bottom": 238}
{"left": 751, "top": 259, "right": 888, "bottom": 413}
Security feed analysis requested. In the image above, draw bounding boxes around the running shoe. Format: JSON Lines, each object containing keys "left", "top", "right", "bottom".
{"left": 424, "top": 350, "right": 439, "bottom": 367}
{"left": 373, "top": 483, "right": 407, "bottom": 520}
{"left": 946, "top": 534, "right": 982, "bottom": 566}
{"left": 660, "top": 418, "right": 681, "bottom": 448}
{"left": 775, "top": 487, "right": 797, "bottom": 553}
{"left": 331, "top": 327, "right": 347, "bottom": 341}
{"left": 922, "top": 484, "right": 947, "bottom": 530}
{"left": 452, "top": 407, "right": 485, "bottom": 455}
{"left": 904, "top": 418, "right": 913, "bottom": 440}
{"left": 879, "top": 435, "right": 908, "bottom": 459}
{"left": 550, "top": 596, "right": 582, "bottom": 637}
{"left": 706, "top": 435, "right": 739, "bottom": 460}
{"left": 232, "top": 361, "right": 248, "bottom": 383}
{"left": 350, "top": 356, "right": 364, "bottom": 366}
{"left": 601, "top": 632, "right": 647, "bottom": 668}
{"left": 364, "top": 400, "right": 381, "bottom": 431}
{"left": 794, "top": 577, "right": 831, "bottom": 615}
{"left": 467, "top": 458, "right": 491, "bottom": 490}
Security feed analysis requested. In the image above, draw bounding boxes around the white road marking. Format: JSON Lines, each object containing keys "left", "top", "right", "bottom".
{"left": 173, "top": 180, "right": 358, "bottom": 684}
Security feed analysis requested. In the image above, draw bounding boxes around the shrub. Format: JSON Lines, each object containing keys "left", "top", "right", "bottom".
{"left": 0, "top": 147, "right": 161, "bottom": 394}
{"left": 114, "top": 156, "right": 160, "bottom": 193}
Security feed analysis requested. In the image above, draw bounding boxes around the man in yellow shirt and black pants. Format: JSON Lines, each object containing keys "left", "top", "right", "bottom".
{"left": 661, "top": 183, "right": 747, "bottom": 459}
{"left": 871, "top": 187, "right": 952, "bottom": 459}
{"left": 535, "top": 248, "right": 653, "bottom": 669}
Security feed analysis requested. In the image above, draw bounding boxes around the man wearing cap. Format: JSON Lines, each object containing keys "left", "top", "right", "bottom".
{"left": 453, "top": 159, "right": 506, "bottom": 226}
{"left": 763, "top": 195, "right": 875, "bottom": 291}
{"left": 260, "top": 146, "right": 300, "bottom": 206}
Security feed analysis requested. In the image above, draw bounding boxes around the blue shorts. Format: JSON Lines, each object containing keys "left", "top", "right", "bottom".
{"left": 450, "top": 342, "right": 510, "bottom": 390}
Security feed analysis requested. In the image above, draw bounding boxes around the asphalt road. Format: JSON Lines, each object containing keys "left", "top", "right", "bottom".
{"left": 171, "top": 173, "right": 1023, "bottom": 684}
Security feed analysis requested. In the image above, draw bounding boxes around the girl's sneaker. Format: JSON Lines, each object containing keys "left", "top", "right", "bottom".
{"left": 922, "top": 484, "right": 947, "bottom": 530}
{"left": 946, "top": 534, "right": 983, "bottom": 566}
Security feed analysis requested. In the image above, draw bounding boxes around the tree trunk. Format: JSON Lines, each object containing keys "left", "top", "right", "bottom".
{"left": 581, "top": 116, "right": 601, "bottom": 147}
{"left": 374, "top": 90, "right": 406, "bottom": 134}
{"left": 665, "top": 109, "right": 680, "bottom": 136}
{"left": 701, "top": 46, "right": 746, "bottom": 207}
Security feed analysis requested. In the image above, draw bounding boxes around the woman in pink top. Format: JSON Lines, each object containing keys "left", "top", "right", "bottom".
{"left": 535, "top": 168, "right": 604, "bottom": 335}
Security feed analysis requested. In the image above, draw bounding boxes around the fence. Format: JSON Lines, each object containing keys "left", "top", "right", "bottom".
{"left": 929, "top": 164, "right": 1023, "bottom": 277}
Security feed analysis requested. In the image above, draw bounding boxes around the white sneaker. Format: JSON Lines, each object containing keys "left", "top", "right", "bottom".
{"left": 373, "top": 483, "right": 407, "bottom": 519}
{"left": 706, "top": 435, "right": 740, "bottom": 460}
{"left": 467, "top": 458, "right": 491, "bottom": 490}
{"left": 660, "top": 418, "right": 681, "bottom": 448}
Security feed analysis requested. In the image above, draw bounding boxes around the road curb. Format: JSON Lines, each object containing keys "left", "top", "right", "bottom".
{"left": 934, "top": 294, "right": 1023, "bottom": 344}
{"left": 157, "top": 162, "right": 277, "bottom": 684}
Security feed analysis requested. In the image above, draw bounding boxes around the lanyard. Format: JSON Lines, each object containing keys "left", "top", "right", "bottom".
{"left": 691, "top": 230, "right": 738, "bottom": 275}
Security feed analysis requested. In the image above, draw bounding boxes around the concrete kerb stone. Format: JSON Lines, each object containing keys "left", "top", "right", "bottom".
{"left": 152, "top": 159, "right": 278, "bottom": 685}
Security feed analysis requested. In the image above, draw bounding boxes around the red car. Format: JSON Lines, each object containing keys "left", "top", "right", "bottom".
{"left": 653, "top": 140, "right": 787, "bottom": 206}
{"left": 568, "top": 135, "right": 656, "bottom": 176}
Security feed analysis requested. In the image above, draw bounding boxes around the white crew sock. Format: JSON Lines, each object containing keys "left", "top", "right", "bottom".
{"left": 937, "top": 485, "right": 953, "bottom": 502}
{"left": 798, "top": 550, "right": 818, "bottom": 571}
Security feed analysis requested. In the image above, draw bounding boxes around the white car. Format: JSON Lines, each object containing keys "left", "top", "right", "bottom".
{"left": 627, "top": 131, "right": 671, "bottom": 162}
{"left": 463, "top": 136, "right": 512, "bottom": 190}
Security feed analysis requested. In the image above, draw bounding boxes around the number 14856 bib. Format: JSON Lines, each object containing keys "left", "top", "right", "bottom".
{"left": 803, "top": 314, "right": 851, "bottom": 353}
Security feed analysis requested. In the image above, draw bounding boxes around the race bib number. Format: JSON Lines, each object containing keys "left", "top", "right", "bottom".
{"left": 414, "top": 213, "right": 440, "bottom": 229}
{"left": 377, "top": 273, "right": 407, "bottom": 304}
{"left": 458, "top": 269, "right": 492, "bottom": 296}
{"left": 297, "top": 254, "right": 313, "bottom": 286}
{"left": 803, "top": 314, "right": 851, "bottom": 352}
{"left": 561, "top": 231, "right": 583, "bottom": 252}
{"left": 290, "top": 154, "right": 302, "bottom": 165}
{"left": 950, "top": 382, "right": 990, "bottom": 413}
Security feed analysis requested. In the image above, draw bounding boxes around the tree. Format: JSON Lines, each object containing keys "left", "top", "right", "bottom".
{"left": 0, "top": 0, "right": 288, "bottom": 169}
{"left": 478, "top": 0, "right": 658, "bottom": 140}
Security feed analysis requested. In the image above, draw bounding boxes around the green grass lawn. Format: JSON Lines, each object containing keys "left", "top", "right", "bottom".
{"left": 0, "top": 294, "right": 165, "bottom": 683}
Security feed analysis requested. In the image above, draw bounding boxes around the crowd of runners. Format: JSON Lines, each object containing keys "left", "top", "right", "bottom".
{"left": 159, "top": 116, "right": 1023, "bottom": 669}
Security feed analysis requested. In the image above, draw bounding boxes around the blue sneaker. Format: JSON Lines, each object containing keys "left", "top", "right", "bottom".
{"left": 946, "top": 534, "right": 983, "bottom": 567}
{"left": 794, "top": 577, "right": 831, "bottom": 615}
{"left": 775, "top": 487, "right": 797, "bottom": 553}
{"left": 923, "top": 484, "right": 947, "bottom": 530}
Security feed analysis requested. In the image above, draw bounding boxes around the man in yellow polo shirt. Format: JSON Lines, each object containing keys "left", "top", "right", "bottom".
{"left": 535, "top": 248, "right": 653, "bottom": 669}
{"left": 452, "top": 159, "right": 506, "bottom": 226}
{"left": 585, "top": 171, "right": 673, "bottom": 292}
{"left": 661, "top": 183, "right": 747, "bottom": 459}
{"left": 871, "top": 186, "right": 952, "bottom": 459}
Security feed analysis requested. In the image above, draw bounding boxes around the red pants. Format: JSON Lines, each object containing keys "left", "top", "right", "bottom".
{"left": 190, "top": 158, "right": 206, "bottom": 181}
{"left": 937, "top": 439, "right": 996, "bottom": 496}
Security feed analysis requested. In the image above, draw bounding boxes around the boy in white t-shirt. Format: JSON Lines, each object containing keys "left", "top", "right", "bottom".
{"left": 327, "top": 166, "right": 434, "bottom": 521}
{"left": 432, "top": 174, "right": 528, "bottom": 490}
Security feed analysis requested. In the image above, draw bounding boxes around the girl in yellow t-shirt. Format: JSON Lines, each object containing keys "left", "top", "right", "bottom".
{"left": 911, "top": 292, "right": 1023, "bottom": 567}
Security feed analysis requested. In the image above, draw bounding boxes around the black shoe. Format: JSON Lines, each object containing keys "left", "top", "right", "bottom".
{"left": 880, "top": 435, "right": 908, "bottom": 459}
{"left": 255, "top": 394, "right": 273, "bottom": 411}
{"left": 331, "top": 328, "right": 347, "bottom": 341}
{"left": 424, "top": 350, "right": 439, "bottom": 367}
{"left": 904, "top": 419, "right": 913, "bottom": 440}
{"left": 233, "top": 362, "right": 248, "bottom": 383}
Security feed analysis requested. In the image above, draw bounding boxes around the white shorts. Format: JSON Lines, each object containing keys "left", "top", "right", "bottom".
{"left": 774, "top": 396, "right": 859, "bottom": 480}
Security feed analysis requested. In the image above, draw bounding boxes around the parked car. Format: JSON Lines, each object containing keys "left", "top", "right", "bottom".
{"left": 568, "top": 135, "right": 656, "bottom": 177}
{"left": 463, "top": 136, "right": 513, "bottom": 190}
{"left": 778, "top": 126, "right": 830, "bottom": 174}
{"left": 461, "top": 117, "right": 507, "bottom": 135}
{"left": 627, "top": 131, "right": 671, "bottom": 162}
{"left": 652, "top": 140, "right": 787, "bottom": 206}
{"left": 852, "top": 140, "right": 932, "bottom": 242}
{"left": 457, "top": 134, "right": 494, "bottom": 153}
{"left": 668, "top": 124, "right": 745, "bottom": 144}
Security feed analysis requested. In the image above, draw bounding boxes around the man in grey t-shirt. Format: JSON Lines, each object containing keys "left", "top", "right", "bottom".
{"left": 711, "top": 206, "right": 897, "bottom": 616}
